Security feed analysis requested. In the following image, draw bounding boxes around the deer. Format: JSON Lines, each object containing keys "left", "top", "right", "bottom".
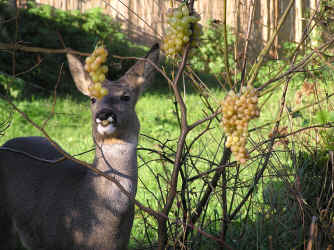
{"left": 0, "top": 43, "right": 159, "bottom": 250}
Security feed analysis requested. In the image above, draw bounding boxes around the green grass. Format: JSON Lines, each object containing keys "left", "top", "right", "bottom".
{"left": 0, "top": 82, "right": 271, "bottom": 249}
{"left": 0, "top": 82, "right": 228, "bottom": 248}
{"left": 1, "top": 62, "right": 334, "bottom": 249}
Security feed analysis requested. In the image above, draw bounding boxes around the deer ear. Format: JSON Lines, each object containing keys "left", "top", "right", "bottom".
{"left": 121, "top": 43, "right": 159, "bottom": 94}
{"left": 67, "top": 53, "right": 93, "bottom": 96}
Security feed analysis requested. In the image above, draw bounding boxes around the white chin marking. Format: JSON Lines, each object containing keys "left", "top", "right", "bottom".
{"left": 97, "top": 124, "right": 116, "bottom": 136}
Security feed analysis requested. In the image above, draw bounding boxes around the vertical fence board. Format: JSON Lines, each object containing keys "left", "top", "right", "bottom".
{"left": 16, "top": 0, "right": 314, "bottom": 54}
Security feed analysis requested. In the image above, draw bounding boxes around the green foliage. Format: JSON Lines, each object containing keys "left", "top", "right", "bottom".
{"left": 314, "top": 110, "right": 334, "bottom": 124}
{"left": 313, "top": 110, "right": 334, "bottom": 150}
{"left": 0, "top": 74, "right": 26, "bottom": 98}
{"left": 190, "top": 20, "right": 236, "bottom": 78}
{"left": 0, "top": 1, "right": 147, "bottom": 97}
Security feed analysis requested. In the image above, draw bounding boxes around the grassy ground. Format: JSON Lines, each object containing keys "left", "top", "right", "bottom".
{"left": 0, "top": 81, "right": 225, "bottom": 244}
{"left": 1, "top": 59, "right": 334, "bottom": 249}
{"left": 0, "top": 80, "right": 283, "bottom": 248}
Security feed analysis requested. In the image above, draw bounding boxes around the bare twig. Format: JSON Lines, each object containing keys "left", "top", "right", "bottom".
{"left": 247, "top": 0, "right": 295, "bottom": 87}
{"left": 306, "top": 216, "right": 318, "bottom": 250}
{"left": 42, "top": 63, "right": 64, "bottom": 128}
{"left": 240, "top": 0, "right": 255, "bottom": 87}
{"left": 0, "top": 42, "right": 89, "bottom": 56}
{"left": 230, "top": 70, "right": 291, "bottom": 221}
{"left": 222, "top": 0, "right": 232, "bottom": 87}
{"left": 258, "top": 35, "right": 334, "bottom": 93}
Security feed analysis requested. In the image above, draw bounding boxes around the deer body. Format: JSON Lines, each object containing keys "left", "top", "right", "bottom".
{"left": 0, "top": 44, "right": 159, "bottom": 250}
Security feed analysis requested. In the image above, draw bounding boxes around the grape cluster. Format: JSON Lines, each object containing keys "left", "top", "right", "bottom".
{"left": 162, "top": 5, "right": 203, "bottom": 57}
{"left": 84, "top": 45, "right": 109, "bottom": 99}
{"left": 220, "top": 86, "right": 260, "bottom": 164}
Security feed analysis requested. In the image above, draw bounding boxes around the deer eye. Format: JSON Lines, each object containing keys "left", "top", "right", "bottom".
{"left": 120, "top": 95, "right": 130, "bottom": 102}
{"left": 91, "top": 97, "right": 97, "bottom": 104}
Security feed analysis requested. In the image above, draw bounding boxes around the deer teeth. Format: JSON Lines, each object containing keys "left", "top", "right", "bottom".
{"left": 97, "top": 123, "right": 116, "bottom": 136}
{"left": 101, "top": 120, "right": 110, "bottom": 127}
{"left": 96, "top": 118, "right": 102, "bottom": 124}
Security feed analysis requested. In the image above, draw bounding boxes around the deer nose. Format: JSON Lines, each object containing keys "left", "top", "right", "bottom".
{"left": 95, "top": 110, "right": 117, "bottom": 124}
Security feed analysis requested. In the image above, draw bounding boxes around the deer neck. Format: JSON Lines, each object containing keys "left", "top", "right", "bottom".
{"left": 92, "top": 115, "right": 140, "bottom": 179}
{"left": 94, "top": 136, "right": 138, "bottom": 177}
{"left": 88, "top": 134, "right": 138, "bottom": 214}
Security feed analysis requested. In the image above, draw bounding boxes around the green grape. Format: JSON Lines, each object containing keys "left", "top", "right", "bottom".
{"left": 183, "top": 36, "right": 190, "bottom": 43}
{"left": 84, "top": 64, "right": 92, "bottom": 72}
{"left": 168, "top": 17, "right": 177, "bottom": 25}
{"left": 91, "top": 62, "right": 99, "bottom": 71}
{"left": 98, "top": 74, "right": 106, "bottom": 82}
{"left": 85, "top": 57, "right": 94, "bottom": 64}
{"left": 168, "top": 48, "right": 175, "bottom": 55}
{"left": 101, "top": 65, "right": 108, "bottom": 74}
{"left": 100, "top": 87, "right": 108, "bottom": 96}
{"left": 175, "top": 38, "right": 183, "bottom": 46}
{"left": 181, "top": 6, "right": 189, "bottom": 16}
{"left": 92, "top": 74, "right": 99, "bottom": 83}
{"left": 163, "top": 5, "right": 202, "bottom": 57}
{"left": 174, "top": 10, "right": 183, "bottom": 19}
{"left": 220, "top": 86, "right": 259, "bottom": 164}
{"left": 177, "top": 32, "right": 184, "bottom": 39}
{"left": 94, "top": 82, "right": 102, "bottom": 91}
{"left": 182, "top": 16, "right": 193, "bottom": 24}
{"left": 175, "top": 24, "right": 184, "bottom": 31}
{"left": 95, "top": 56, "right": 103, "bottom": 65}
{"left": 184, "top": 29, "right": 192, "bottom": 36}
{"left": 84, "top": 45, "right": 109, "bottom": 99}
{"left": 174, "top": 41, "right": 182, "bottom": 49}
{"left": 181, "top": 19, "right": 190, "bottom": 28}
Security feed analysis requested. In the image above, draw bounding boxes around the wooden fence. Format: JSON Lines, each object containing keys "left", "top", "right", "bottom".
{"left": 16, "top": 0, "right": 320, "bottom": 56}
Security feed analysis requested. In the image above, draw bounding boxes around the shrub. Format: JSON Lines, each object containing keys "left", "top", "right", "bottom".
{"left": 189, "top": 20, "right": 236, "bottom": 80}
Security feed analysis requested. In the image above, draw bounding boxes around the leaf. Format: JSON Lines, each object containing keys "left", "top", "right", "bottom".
{"left": 327, "top": 111, "right": 334, "bottom": 122}
{"left": 315, "top": 110, "right": 329, "bottom": 123}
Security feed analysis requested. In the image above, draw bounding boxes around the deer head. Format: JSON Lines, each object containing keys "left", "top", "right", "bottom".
{"left": 66, "top": 44, "right": 160, "bottom": 145}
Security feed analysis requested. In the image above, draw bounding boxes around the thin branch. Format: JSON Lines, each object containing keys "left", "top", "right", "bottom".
{"left": 222, "top": 0, "right": 232, "bottom": 87}
{"left": 258, "top": 35, "right": 334, "bottom": 92}
{"left": 137, "top": 147, "right": 175, "bottom": 165}
{"left": 247, "top": 0, "right": 295, "bottom": 87}
{"left": 0, "top": 42, "right": 89, "bottom": 56}
{"left": 240, "top": 0, "right": 255, "bottom": 87}
{"left": 230, "top": 69, "right": 292, "bottom": 221}
{"left": 42, "top": 63, "right": 64, "bottom": 128}
{"left": 0, "top": 146, "right": 95, "bottom": 164}
{"left": 249, "top": 123, "right": 334, "bottom": 153}
{"left": 108, "top": 0, "right": 161, "bottom": 38}
{"left": 188, "top": 109, "right": 220, "bottom": 131}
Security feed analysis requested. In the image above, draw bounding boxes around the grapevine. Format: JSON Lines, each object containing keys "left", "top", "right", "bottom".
{"left": 220, "top": 86, "right": 260, "bottom": 164}
{"left": 162, "top": 4, "right": 203, "bottom": 57}
{"left": 84, "top": 44, "right": 109, "bottom": 99}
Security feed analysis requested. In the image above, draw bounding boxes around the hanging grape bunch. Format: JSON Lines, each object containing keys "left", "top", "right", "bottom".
{"left": 220, "top": 86, "right": 260, "bottom": 164}
{"left": 162, "top": 4, "right": 203, "bottom": 57}
{"left": 84, "top": 45, "right": 109, "bottom": 99}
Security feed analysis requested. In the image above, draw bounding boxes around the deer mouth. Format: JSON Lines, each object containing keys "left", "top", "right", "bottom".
{"left": 95, "top": 116, "right": 117, "bottom": 136}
